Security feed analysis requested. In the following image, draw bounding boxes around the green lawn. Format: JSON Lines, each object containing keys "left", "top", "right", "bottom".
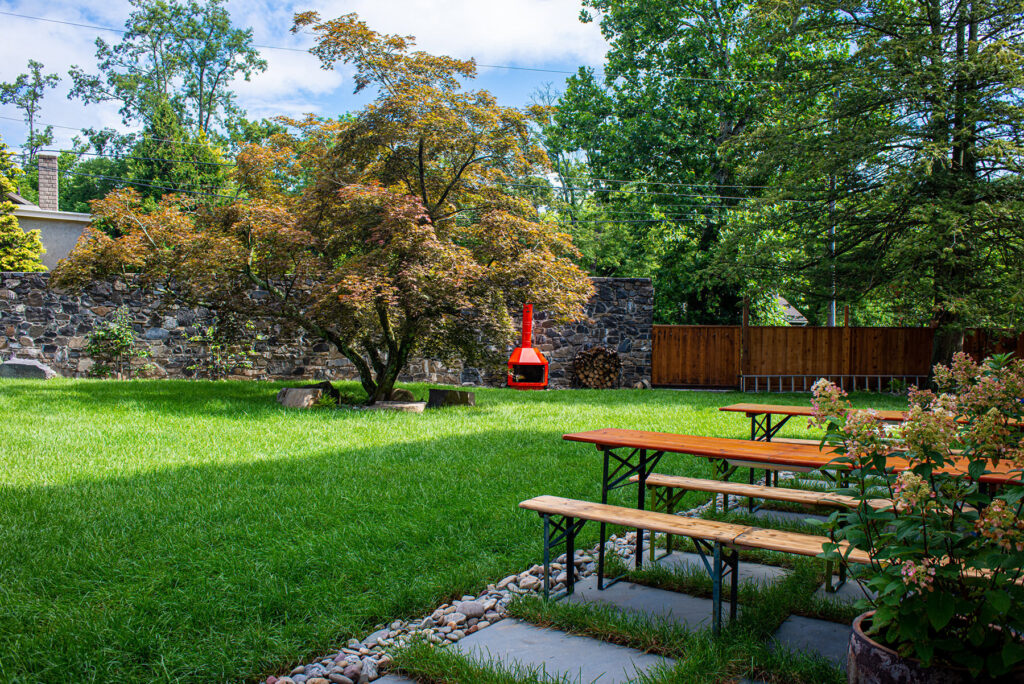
{"left": 0, "top": 380, "right": 906, "bottom": 683}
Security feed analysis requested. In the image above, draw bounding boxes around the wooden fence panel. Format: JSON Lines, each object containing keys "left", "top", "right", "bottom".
{"left": 652, "top": 325, "right": 740, "bottom": 387}
{"left": 653, "top": 324, "right": 1024, "bottom": 389}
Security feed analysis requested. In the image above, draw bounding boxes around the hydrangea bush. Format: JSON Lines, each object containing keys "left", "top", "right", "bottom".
{"left": 811, "top": 353, "right": 1024, "bottom": 676}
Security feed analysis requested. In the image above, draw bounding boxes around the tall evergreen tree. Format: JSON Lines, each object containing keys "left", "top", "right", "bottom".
{"left": 725, "top": 0, "right": 1024, "bottom": 362}
{"left": 0, "top": 137, "right": 45, "bottom": 272}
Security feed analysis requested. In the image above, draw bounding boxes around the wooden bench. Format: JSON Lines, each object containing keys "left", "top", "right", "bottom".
{"left": 629, "top": 474, "right": 890, "bottom": 583}
{"left": 630, "top": 472, "right": 892, "bottom": 516}
{"left": 520, "top": 495, "right": 869, "bottom": 634}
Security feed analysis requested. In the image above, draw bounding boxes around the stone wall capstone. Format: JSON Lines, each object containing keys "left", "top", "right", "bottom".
{"left": 0, "top": 273, "right": 652, "bottom": 388}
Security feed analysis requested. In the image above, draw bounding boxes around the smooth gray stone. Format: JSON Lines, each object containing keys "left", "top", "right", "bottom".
{"left": 771, "top": 615, "right": 851, "bottom": 667}
{"left": 374, "top": 676, "right": 416, "bottom": 683}
{"left": 567, "top": 575, "right": 735, "bottom": 628}
{"left": 0, "top": 358, "right": 56, "bottom": 379}
{"left": 453, "top": 618, "right": 671, "bottom": 683}
{"left": 647, "top": 551, "right": 790, "bottom": 585}
{"left": 814, "top": 577, "right": 876, "bottom": 604}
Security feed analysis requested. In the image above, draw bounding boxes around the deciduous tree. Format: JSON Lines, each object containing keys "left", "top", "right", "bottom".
{"left": 725, "top": 0, "right": 1024, "bottom": 362}
{"left": 69, "top": 0, "right": 266, "bottom": 136}
{"left": 0, "top": 60, "right": 60, "bottom": 163}
{"left": 54, "top": 13, "right": 592, "bottom": 402}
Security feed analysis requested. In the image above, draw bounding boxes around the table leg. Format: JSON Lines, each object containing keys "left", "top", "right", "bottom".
{"left": 635, "top": 449, "right": 647, "bottom": 569}
{"left": 598, "top": 446, "right": 610, "bottom": 590}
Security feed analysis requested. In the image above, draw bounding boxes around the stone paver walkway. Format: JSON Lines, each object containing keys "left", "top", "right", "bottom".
{"left": 454, "top": 618, "right": 672, "bottom": 683}
{"left": 266, "top": 498, "right": 856, "bottom": 683}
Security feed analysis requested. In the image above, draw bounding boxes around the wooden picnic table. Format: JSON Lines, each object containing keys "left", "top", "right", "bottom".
{"left": 562, "top": 428, "right": 1024, "bottom": 567}
{"left": 718, "top": 403, "right": 908, "bottom": 441}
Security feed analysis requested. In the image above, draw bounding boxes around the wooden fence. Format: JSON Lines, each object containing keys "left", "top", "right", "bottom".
{"left": 652, "top": 324, "right": 1017, "bottom": 390}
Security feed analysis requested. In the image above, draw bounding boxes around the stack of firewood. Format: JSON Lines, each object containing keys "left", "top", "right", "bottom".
{"left": 573, "top": 346, "right": 621, "bottom": 389}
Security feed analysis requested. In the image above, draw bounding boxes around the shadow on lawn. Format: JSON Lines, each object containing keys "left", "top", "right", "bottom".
{"left": 0, "top": 422, "right": 674, "bottom": 683}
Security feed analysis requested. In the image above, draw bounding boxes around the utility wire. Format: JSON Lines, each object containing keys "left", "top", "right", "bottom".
{"left": 0, "top": 10, "right": 789, "bottom": 85}
{"left": 62, "top": 170, "right": 239, "bottom": 199}
{"left": 0, "top": 115, "right": 218, "bottom": 148}
{"left": 507, "top": 181, "right": 819, "bottom": 203}
{"left": 43, "top": 148, "right": 236, "bottom": 167}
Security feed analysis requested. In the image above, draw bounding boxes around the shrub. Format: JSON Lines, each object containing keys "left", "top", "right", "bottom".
{"left": 84, "top": 307, "right": 150, "bottom": 378}
{"left": 812, "top": 354, "right": 1024, "bottom": 677}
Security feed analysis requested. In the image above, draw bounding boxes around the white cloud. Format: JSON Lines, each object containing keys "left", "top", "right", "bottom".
{"left": 0, "top": 0, "right": 607, "bottom": 149}
{"left": 306, "top": 0, "right": 607, "bottom": 66}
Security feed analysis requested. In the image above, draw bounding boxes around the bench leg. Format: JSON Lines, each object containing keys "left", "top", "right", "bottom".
{"left": 712, "top": 543, "right": 723, "bottom": 634}
{"left": 543, "top": 514, "right": 552, "bottom": 600}
{"left": 542, "top": 513, "right": 582, "bottom": 600}
{"left": 728, "top": 548, "right": 739, "bottom": 622}
{"left": 699, "top": 541, "right": 739, "bottom": 636}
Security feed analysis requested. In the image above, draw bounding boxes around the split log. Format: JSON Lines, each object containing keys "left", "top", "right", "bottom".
{"left": 573, "top": 346, "right": 622, "bottom": 389}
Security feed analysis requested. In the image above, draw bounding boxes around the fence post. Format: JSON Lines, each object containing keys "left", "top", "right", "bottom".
{"left": 740, "top": 297, "right": 749, "bottom": 390}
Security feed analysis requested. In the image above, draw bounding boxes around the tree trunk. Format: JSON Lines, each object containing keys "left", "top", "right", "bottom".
{"left": 931, "top": 313, "right": 965, "bottom": 370}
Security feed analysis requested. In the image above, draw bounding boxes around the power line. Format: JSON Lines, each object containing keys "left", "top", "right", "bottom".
{"left": 44, "top": 148, "right": 236, "bottom": 167}
{"left": 507, "top": 181, "right": 819, "bottom": 203}
{"left": 62, "top": 170, "right": 239, "bottom": 199}
{"left": 0, "top": 10, "right": 790, "bottom": 86}
{"left": 557, "top": 176, "right": 776, "bottom": 190}
{"left": 0, "top": 115, "right": 219, "bottom": 148}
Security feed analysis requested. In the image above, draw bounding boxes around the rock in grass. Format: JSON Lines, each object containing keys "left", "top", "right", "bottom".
{"left": 0, "top": 358, "right": 56, "bottom": 379}
{"left": 364, "top": 401, "right": 425, "bottom": 413}
{"left": 388, "top": 388, "right": 416, "bottom": 402}
{"left": 426, "top": 388, "right": 476, "bottom": 408}
{"left": 277, "top": 388, "right": 323, "bottom": 409}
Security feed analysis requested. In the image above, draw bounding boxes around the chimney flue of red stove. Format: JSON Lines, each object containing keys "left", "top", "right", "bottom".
{"left": 507, "top": 303, "right": 549, "bottom": 389}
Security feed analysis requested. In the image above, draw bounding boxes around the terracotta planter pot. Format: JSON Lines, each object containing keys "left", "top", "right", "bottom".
{"left": 848, "top": 611, "right": 1020, "bottom": 684}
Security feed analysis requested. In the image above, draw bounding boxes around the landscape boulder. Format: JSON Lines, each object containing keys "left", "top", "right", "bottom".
{"left": 389, "top": 388, "right": 416, "bottom": 402}
{"left": 365, "top": 401, "right": 426, "bottom": 413}
{"left": 426, "top": 388, "right": 476, "bottom": 408}
{"left": 0, "top": 358, "right": 57, "bottom": 380}
{"left": 276, "top": 387, "right": 323, "bottom": 409}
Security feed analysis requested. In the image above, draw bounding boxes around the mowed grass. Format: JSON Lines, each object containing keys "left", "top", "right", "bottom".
{"left": 0, "top": 379, "right": 906, "bottom": 683}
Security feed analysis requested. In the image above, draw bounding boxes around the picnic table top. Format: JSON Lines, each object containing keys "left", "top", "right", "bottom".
{"left": 719, "top": 403, "right": 909, "bottom": 422}
{"left": 562, "top": 428, "right": 1023, "bottom": 485}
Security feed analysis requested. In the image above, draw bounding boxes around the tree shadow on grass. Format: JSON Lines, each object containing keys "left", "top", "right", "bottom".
{"left": 0, "top": 424, "right": 721, "bottom": 684}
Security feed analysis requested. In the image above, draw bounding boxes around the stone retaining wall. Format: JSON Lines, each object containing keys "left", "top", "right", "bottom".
{"left": 0, "top": 274, "right": 652, "bottom": 388}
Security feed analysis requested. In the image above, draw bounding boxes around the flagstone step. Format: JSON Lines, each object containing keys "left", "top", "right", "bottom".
{"left": 646, "top": 550, "right": 790, "bottom": 585}
{"left": 771, "top": 615, "right": 851, "bottom": 667}
{"left": 566, "top": 575, "right": 736, "bottom": 628}
{"left": 452, "top": 618, "right": 672, "bottom": 683}
{"left": 814, "top": 576, "right": 875, "bottom": 604}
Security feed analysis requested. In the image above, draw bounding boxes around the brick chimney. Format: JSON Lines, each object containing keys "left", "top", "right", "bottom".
{"left": 37, "top": 152, "right": 59, "bottom": 211}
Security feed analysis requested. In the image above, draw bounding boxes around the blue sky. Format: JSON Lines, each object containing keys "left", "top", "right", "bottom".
{"left": 0, "top": 0, "right": 608, "bottom": 151}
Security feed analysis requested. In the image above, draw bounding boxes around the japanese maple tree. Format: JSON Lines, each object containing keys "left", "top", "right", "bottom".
{"left": 54, "top": 12, "right": 593, "bottom": 403}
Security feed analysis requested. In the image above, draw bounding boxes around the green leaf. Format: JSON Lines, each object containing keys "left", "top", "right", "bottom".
{"left": 986, "top": 590, "right": 1011, "bottom": 614}
{"left": 927, "top": 596, "right": 955, "bottom": 631}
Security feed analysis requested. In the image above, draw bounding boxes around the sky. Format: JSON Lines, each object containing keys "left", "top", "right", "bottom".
{"left": 0, "top": 0, "right": 609, "bottom": 153}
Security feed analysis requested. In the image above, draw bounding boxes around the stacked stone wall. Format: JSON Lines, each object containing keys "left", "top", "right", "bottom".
{"left": 0, "top": 273, "right": 652, "bottom": 388}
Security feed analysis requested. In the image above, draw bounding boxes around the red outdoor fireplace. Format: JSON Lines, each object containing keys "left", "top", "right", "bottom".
{"left": 507, "top": 304, "right": 549, "bottom": 390}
